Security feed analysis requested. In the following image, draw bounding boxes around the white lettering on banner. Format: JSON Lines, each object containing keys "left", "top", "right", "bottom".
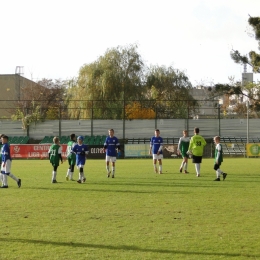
{"left": 90, "top": 148, "right": 105, "bottom": 154}
{"left": 28, "top": 152, "right": 40, "bottom": 157}
{"left": 34, "top": 145, "right": 51, "bottom": 151}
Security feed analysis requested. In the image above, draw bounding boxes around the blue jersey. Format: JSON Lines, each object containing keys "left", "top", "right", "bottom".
{"left": 1, "top": 143, "right": 11, "bottom": 162}
{"left": 150, "top": 136, "right": 163, "bottom": 155}
{"left": 104, "top": 136, "right": 120, "bottom": 157}
{"left": 72, "top": 144, "right": 89, "bottom": 166}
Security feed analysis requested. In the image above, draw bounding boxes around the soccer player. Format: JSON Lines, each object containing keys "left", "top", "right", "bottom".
{"left": 103, "top": 129, "right": 120, "bottom": 178}
{"left": 71, "top": 136, "right": 89, "bottom": 183}
{"left": 48, "top": 136, "right": 63, "bottom": 183}
{"left": 149, "top": 129, "right": 163, "bottom": 174}
{"left": 213, "top": 136, "right": 227, "bottom": 181}
{"left": 177, "top": 130, "right": 190, "bottom": 174}
{"left": 65, "top": 133, "right": 76, "bottom": 181}
{"left": 0, "top": 135, "right": 21, "bottom": 188}
{"left": 187, "top": 127, "right": 206, "bottom": 177}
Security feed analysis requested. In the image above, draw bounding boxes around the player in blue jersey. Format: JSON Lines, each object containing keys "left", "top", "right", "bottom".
{"left": 0, "top": 135, "right": 21, "bottom": 188}
{"left": 71, "top": 136, "right": 89, "bottom": 183}
{"left": 103, "top": 129, "right": 120, "bottom": 178}
{"left": 149, "top": 129, "right": 163, "bottom": 174}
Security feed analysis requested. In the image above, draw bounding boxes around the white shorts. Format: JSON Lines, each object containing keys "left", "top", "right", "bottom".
{"left": 152, "top": 154, "right": 163, "bottom": 160}
{"left": 1, "top": 159, "right": 12, "bottom": 174}
{"left": 106, "top": 156, "right": 116, "bottom": 163}
{"left": 77, "top": 164, "right": 85, "bottom": 169}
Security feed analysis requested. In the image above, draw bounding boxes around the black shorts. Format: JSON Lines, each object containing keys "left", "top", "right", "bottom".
{"left": 192, "top": 155, "right": 202, "bottom": 163}
{"left": 214, "top": 163, "right": 222, "bottom": 170}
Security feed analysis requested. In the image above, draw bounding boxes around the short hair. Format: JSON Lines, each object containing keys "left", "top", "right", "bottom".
{"left": 1, "top": 135, "right": 8, "bottom": 141}
{"left": 194, "top": 127, "right": 199, "bottom": 133}
{"left": 53, "top": 136, "right": 59, "bottom": 143}
{"left": 109, "top": 129, "right": 114, "bottom": 132}
{"left": 214, "top": 136, "right": 220, "bottom": 141}
{"left": 70, "top": 133, "right": 76, "bottom": 140}
{"left": 155, "top": 129, "right": 160, "bottom": 132}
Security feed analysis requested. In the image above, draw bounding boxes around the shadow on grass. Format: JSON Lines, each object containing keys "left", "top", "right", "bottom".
{"left": 1, "top": 237, "right": 259, "bottom": 258}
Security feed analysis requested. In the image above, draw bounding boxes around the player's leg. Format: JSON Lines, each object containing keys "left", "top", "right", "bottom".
{"left": 52, "top": 165, "right": 58, "bottom": 183}
{"left": 158, "top": 158, "right": 162, "bottom": 174}
{"left": 106, "top": 156, "right": 111, "bottom": 177}
{"left": 82, "top": 165, "right": 86, "bottom": 182}
{"left": 153, "top": 155, "right": 158, "bottom": 173}
{"left": 66, "top": 158, "right": 71, "bottom": 181}
{"left": 184, "top": 157, "right": 189, "bottom": 173}
{"left": 5, "top": 160, "right": 21, "bottom": 187}
{"left": 111, "top": 158, "right": 116, "bottom": 178}
{"left": 70, "top": 164, "right": 75, "bottom": 180}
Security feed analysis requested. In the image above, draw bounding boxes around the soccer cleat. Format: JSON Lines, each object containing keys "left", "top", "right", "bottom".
{"left": 112, "top": 175, "right": 115, "bottom": 178}
{"left": 107, "top": 171, "right": 111, "bottom": 178}
{"left": 77, "top": 179, "right": 81, "bottom": 183}
{"left": 17, "top": 179, "right": 21, "bottom": 188}
{"left": 52, "top": 180, "right": 57, "bottom": 183}
{"left": 0, "top": 185, "right": 8, "bottom": 188}
{"left": 196, "top": 174, "right": 200, "bottom": 177}
{"left": 154, "top": 169, "right": 158, "bottom": 174}
{"left": 184, "top": 170, "right": 189, "bottom": 174}
{"left": 82, "top": 178, "right": 86, "bottom": 183}
{"left": 223, "top": 173, "right": 227, "bottom": 181}
{"left": 159, "top": 171, "right": 162, "bottom": 174}
{"left": 179, "top": 168, "right": 182, "bottom": 173}
{"left": 214, "top": 178, "right": 220, "bottom": 181}
{"left": 66, "top": 176, "right": 69, "bottom": 181}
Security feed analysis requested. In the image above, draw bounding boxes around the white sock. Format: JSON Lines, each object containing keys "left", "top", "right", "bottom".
{"left": 70, "top": 171, "right": 74, "bottom": 180}
{"left": 3, "top": 174, "right": 8, "bottom": 186}
{"left": 106, "top": 165, "right": 110, "bottom": 173}
{"left": 185, "top": 163, "right": 188, "bottom": 170}
{"left": 66, "top": 169, "right": 70, "bottom": 177}
{"left": 153, "top": 164, "right": 157, "bottom": 172}
{"left": 217, "top": 169, "right": 223, "bottom": 178}
{"left": 195, "top": 164, "right": 200, "bottom": 175}
{"left": 52, "top": 171, "right": 57, "bottom": 181}
{"left": 159, "top": 165, "right": 162, "bottom": 172}
{"left": 112, "top": 166, "right": 115, "bottom": 175}
{"left": 180, "top": 162, "right": 184, "bottom": 168}
{"left": 8, "top": 173, "right": 18, "bottom": 182}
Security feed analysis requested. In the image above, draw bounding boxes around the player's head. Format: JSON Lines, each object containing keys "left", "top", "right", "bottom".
{"left": 194, "top": 127, "right": 199, "bottom": 134}
{"left": 70, "top": 133, "right": 76, "bottom": 140}
{"left": 77, "top": 136, "right": 84, "bottom": 144}
{"left": 1, "top": 135, "right": 8, "bottom": 143}
{"left": 183, "top": 130, "right": 188, "bottom": 136}
{"left": 53, "top": 136, "right": 59, "bottom": 144}
{"left": 108, "top": 129, "right": 114, "bottom": 137}
{"left": 214, "top": 136, "right": 220, "bottom": 144}
{"left": 155, "top": 129, "right": 160, "bottom": 137}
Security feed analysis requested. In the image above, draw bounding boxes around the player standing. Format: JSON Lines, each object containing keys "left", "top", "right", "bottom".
{"left": 103, "top": 129, "right": 120, "bottom": 178}
{"left": 71, "top": 136, "right": 89, "bottom": 183}
{"left": 213, "top": 136, "right": 227, "bottom": 181}
{"left": 65, "top": 133, "right": 76, "bottom": 181}
{"left": 149, "top": 129, "right": 163, "bottom": 174}
{"left": 48, "top": 137, "right": 63, "bottom": 183}
{"left": 177, "top": 130, "right": 190, "bottom": 174}
{"left": 0, "top": 135, "right": 21, "bottom": 188}
{"left": 187, "top": 127, "right": 206, "bottom": 177}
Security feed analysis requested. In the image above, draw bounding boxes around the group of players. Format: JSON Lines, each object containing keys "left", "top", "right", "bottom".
{"left": 48, "top": 129, "right": 120, "bottom": 183}
{"left": 176, "top": 127, "right": 227, "bottom": 181}
{"left": 0, "top": 127, "right": 227, "bottom": 187}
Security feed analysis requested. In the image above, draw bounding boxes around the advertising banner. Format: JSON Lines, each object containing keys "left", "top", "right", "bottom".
{"left": 10, "top": 144, "right": 123, "bottom": 159}
{"left": 246, "top": 143, "right": 260, "bottom": 157}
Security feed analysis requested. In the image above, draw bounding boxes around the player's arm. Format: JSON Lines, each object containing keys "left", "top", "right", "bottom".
{"left": 177, "top": 138, "right": 182, "bottom": 154}
{"left": 58, "top": 146, "right": 63, "bottom": 163}
{"left": 215, "top": 145, "right": 221, "bottom": 164}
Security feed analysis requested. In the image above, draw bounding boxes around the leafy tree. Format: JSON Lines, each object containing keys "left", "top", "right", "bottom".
{"left": 67, "top": 44, "right": 144, "bottom": 119}
{"left": 231, "top": 16, "right": 260, "bottom": 73}
{"left": 125, "top": 101, "right": 155, "bottom": 119}
{"left": 145, "top": 65, "right": 198, "bottom": 118}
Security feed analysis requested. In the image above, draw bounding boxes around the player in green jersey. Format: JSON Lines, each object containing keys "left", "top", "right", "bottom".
{"left": 48, "top": 137, "right": 63, "bottom": 183}
{"left": 65, "top": 133, "right": 76, "bottom": 181}
{"left": 213, "top": 136, "right": 227, "bottom": 181}
{"left": 177, "top": 130, "right": 190, "bottom": 174}
{"left": 187, "top": 127, "right": 206, "bottom": 177}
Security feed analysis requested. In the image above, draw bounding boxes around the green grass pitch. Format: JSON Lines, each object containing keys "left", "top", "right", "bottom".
{"left": 1, "top": 158, "right": 260, "bottom": 260}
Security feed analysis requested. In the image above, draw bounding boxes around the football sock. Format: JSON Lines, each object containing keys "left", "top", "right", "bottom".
{"left": 217, "top": 169, "right": 222, "bottom": 178}
{"left": 180, "top": 162, "right": 184, "bottom": 168}
{"left": 106, "top": 165, "right": 110, "bottom": 173}
{"left": 2, "top": 174, "right": 8, "bottom": 186}
{"left": 195, "top": 163, "right": 200, "bottom": 175}
{"left": 112, "top": 166, "right": 115, "bottom": 175}
{"left": 8, "top": 173, "right": 18, "bottom": 182}
{"left": 159, "top": 165, "right": 162, "bottom": 173}
{"left": 66, "top": 169, "right": 70, "bottom": 177}
{"left": 52, "top": 171, "right": 57, "bottom": 181}
{"left": 185, "top": 163, "right": 188, "bottom": 170}
{"left": 70, "top": 171, "right": 74, "bottom": 180}
{"left": 153, "top": 164, "right": 157, "bottom": 172}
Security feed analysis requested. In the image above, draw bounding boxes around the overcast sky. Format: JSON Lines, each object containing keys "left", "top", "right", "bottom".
{"left": 1, "top": 0, "right": 260, "bottom": 85}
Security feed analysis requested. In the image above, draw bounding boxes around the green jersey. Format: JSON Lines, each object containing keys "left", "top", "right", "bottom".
{"left": 178, "top": 136, "right": 190, "bottom": 156}
{"left": 66, "top": 140, "right": 76, "bottom": 165}
{"left": 48, "top": 144, "right": 62, "bottom": 166}
{"left": 215, "top": 143, "right": 223, "bottom": 163}
{"left": 188, "top": 134, "right": 206, "bottom": 156}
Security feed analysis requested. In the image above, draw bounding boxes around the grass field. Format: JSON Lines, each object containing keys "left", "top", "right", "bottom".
{"left": 1, "top": 158, "right": 260, "bottom": 260}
